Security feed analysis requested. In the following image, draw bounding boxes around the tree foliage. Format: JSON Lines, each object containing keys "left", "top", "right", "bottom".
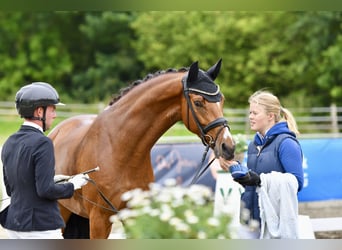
{"left": 0, "top": 11, "right": 342, "bottom": 107}
{"left": 0, "top": 12, "right": 73, "bottom": 99}
{"left": 132, "top": 11, "right": 342, "bottom": 107}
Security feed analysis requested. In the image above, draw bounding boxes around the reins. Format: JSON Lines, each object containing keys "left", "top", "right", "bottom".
{"left": 0, "top": 177, "right": 119, "bottom": 214}
{"left": 77, "top": 177, "right": 119, "bottom": 214}
{"left": 189, "top": 144, "right": 214, "bottom": 185}
{"left": 189, "top": 125, "right": 227, "bottom": 185}
{"left": 182, "top": 76, "right": 229, "bottom": 185}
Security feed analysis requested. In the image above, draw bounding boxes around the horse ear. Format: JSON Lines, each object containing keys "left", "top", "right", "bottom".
{"left": 207, "top": 58, "right": 222, "bottom": 80}
{"left": 187, "top": 61, "right": 199, "bottom": 82}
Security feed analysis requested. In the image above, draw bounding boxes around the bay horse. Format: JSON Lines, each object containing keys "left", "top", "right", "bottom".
{"left": 48, "top": 59, "right": 236, "bottom": 239}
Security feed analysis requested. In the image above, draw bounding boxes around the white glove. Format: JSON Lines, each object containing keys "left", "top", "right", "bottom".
{"left": 68, "top": 174, "right": 89, "bottom": 190}
{"left": 54, "top": 174, "right": 71, "bottom": 183}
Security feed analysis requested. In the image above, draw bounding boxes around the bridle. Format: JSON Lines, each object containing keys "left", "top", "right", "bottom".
{"left": 182, "top": 77, "right": 229, "bottom": 148}
{"left": 182, "top": 76, "right": 230, "bottom": 184}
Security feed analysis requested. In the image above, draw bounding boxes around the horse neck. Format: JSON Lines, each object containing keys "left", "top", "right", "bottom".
{"left": 102, "top": 73, "right": 184, "bottom": 149}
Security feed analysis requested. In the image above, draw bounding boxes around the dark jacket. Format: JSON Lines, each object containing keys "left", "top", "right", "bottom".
{"left": 242, "top": 122, "right": 303, "bottom": 222}
{"left": 1, "top": 125, "right": 74, "bottom": 231}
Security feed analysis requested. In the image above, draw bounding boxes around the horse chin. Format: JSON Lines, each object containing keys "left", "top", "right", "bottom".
{"left": 214, "top": 147, "right": 235, "bottom": 161}
{"left": 222, "top": 152, "right": 234, "bottom": 161}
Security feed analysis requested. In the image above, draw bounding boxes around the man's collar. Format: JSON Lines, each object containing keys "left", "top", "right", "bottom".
{"left": 23, "top": 121, "right": 43, "bottom": 133}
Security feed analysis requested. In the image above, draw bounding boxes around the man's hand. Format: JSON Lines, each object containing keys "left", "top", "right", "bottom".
{"left": 68, "top": 174, "right": 89, "bottom": 190}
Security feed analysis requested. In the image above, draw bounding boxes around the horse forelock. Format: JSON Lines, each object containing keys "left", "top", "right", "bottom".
{"left": 108, "top": 67, "right": 188, "bottom": 106}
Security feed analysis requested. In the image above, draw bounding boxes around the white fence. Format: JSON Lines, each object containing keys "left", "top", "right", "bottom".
{"left": 224, "top": 104, "right": 342, "bottom": 138}
{"left": 1, "top": 102, "right": 341, "bottom": 138}
{"left": 0, "top": 101, "right": 106, "bottom": 118}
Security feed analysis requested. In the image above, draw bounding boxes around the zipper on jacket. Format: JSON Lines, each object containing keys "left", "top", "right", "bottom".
{"left": 256, "top": 145, "right": 262, "bottom": 157}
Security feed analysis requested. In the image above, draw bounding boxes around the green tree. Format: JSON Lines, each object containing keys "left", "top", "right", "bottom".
{"left": 292, "top": 12, "right": 342, "bottom": 106}
{"left": 71, "top": 11, "right": 143, "bottom": 103}
{"left": 131, "top": 12, "right": 301, "bottom": 107}
{"left": 0, "top": 11, "right": 142, "bottom": 104}
{"left": 131, "top": 11, "right": 342, "bottom": 107}
{"left": 1, "top": 11, "right": 342, "bottom": 107}
{"left": 0, "top": 12, "right": 73, "bottom": 101}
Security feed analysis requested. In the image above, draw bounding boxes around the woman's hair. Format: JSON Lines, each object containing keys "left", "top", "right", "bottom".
{"left": 248, "top": 90, "right": 300, "bottom": 135}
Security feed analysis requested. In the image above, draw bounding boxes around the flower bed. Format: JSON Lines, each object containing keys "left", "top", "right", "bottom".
{"left": 110, "top": 179, "right": 232, "bottom": 239}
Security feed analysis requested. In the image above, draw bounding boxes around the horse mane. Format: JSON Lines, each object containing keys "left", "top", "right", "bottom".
{"left": 108, "top": 67, "right": 188, "bottom": 106}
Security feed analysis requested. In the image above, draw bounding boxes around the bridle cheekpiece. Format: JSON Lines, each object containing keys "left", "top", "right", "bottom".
{"left": 182, "top": 75, "right": 229, "bottom": 148}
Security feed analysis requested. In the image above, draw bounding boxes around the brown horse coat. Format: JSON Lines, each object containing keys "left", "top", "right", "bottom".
{"left": 49, "top": 60, "right": 235, "bottom": 238}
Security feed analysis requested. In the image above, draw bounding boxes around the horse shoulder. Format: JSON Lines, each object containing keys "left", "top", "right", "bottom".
{"left": 49, "top": 114, "right": 97, "bottom": 174}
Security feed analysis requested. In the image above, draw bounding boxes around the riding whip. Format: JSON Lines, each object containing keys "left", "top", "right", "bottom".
{"left": 54, "top": 166, "right": 100, "bottom": 183}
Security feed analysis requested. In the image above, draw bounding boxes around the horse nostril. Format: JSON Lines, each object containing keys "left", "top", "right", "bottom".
{"left": 221, "top": 143, "right": 234, "bottom": 160}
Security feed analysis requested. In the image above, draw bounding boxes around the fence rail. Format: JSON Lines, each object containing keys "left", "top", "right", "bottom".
{"left": 1, "top": 102, "right": 341, "bottom": 138}
{"left": 224, "top": 104, "right": 342, "bottom": 138}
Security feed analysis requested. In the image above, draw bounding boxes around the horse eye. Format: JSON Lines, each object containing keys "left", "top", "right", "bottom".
{"left": 194, "top": 100, "right": 203, "bottom": 107}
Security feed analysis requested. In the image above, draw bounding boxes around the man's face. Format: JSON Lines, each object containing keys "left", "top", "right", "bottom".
{"left": 36, "top": 105, "right": 57, "bottom": 131}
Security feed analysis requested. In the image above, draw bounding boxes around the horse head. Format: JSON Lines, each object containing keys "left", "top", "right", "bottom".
{"left": 182, "top": 59, "right": 235, "bottom": 160}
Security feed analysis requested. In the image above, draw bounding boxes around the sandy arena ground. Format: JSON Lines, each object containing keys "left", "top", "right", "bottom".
{"left": 299, "top": 200, "right": 342, "bottom": 239}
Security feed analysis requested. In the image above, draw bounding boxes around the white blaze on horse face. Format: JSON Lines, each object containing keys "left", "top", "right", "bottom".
{"left": 223, "top": 126, "right": 232, "bottom": 140}
{"left": 214, "top": 102, "right": 233, "bottom": 140}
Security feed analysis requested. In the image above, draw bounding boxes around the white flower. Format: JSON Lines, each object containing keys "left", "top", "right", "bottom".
{"left": 127, "top": 194, "right": 150, "bottom": 208}
{"left": 116, "top": 178, "right": 232, "bottom": 239}
{"left": 174, "top": 221, "right": 190, "bottom": 232}
{"left": 197, "top": 231, "right": 207, "bottom": 239}
{"left": 248, "top": 219, "right": 260, "bottom": 230}
{"left": 207, "top": 217, "right": 220, "bottom": 227}
{"left": 184, "top": 209, "right": 199, "bottom": 224}
{"left": 117, "top": 208, "right": 137, "bottom": 220}
{"left": 120, "top": 190, "right": 134, "bottom": 202}
{"left": 121, "top": 188, "right": 144, "bottom": 203}
{"left": 240, "top": 207, "right": 251, "bottom": 222}
{"left": 149, "top": 208, "right": 160, "bottom": 217}
{"left": 109, "top": 214, "right": 119, "bottom": 223}
{"left": 185, "top": 214, "right": 199, "bottom": 224}
{"left": 169, "top": 217, "right": 183, "bottom": 226}
{"left": 163, "top": 178, "right": 177, "bottom": 187}
{"left": 159, "top": 204, "right": 174, "bottom": 221}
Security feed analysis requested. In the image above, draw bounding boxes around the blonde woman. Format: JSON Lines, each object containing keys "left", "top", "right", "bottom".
{"left": 221, "top": 90, "right": 304, "bottom": 238}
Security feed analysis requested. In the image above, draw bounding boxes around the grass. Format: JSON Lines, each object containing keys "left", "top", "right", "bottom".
{"left": 0, "top": 116, "right": 67, "bottom": 145}
{"left": 0, "top": 116, "right": 22, "bottom": 145}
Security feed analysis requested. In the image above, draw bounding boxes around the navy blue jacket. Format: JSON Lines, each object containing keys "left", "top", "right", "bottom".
{"left": 1, "top": 125, "right": 74, "bottom": 231}
{"left": 242, "top": 122, "right": 304, "bottom": 222}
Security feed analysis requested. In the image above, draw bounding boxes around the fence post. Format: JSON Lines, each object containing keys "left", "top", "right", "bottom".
{"left": 330, "top": 103, "right": 339, "bottom": 135}
{"left": 98, "top": 102, "right": 105, "bottom": 113}
{"left": 244, "top": 109, "right": 250, "bottom": 136}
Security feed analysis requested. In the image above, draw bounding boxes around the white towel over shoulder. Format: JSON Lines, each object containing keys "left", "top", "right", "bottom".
{"left": 257, "top": 171, "right": 299, "bottom": 239}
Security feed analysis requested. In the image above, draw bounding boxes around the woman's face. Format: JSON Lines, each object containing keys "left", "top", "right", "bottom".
{"left": 249, "top": 102, "right": 274, "bottom": 135}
